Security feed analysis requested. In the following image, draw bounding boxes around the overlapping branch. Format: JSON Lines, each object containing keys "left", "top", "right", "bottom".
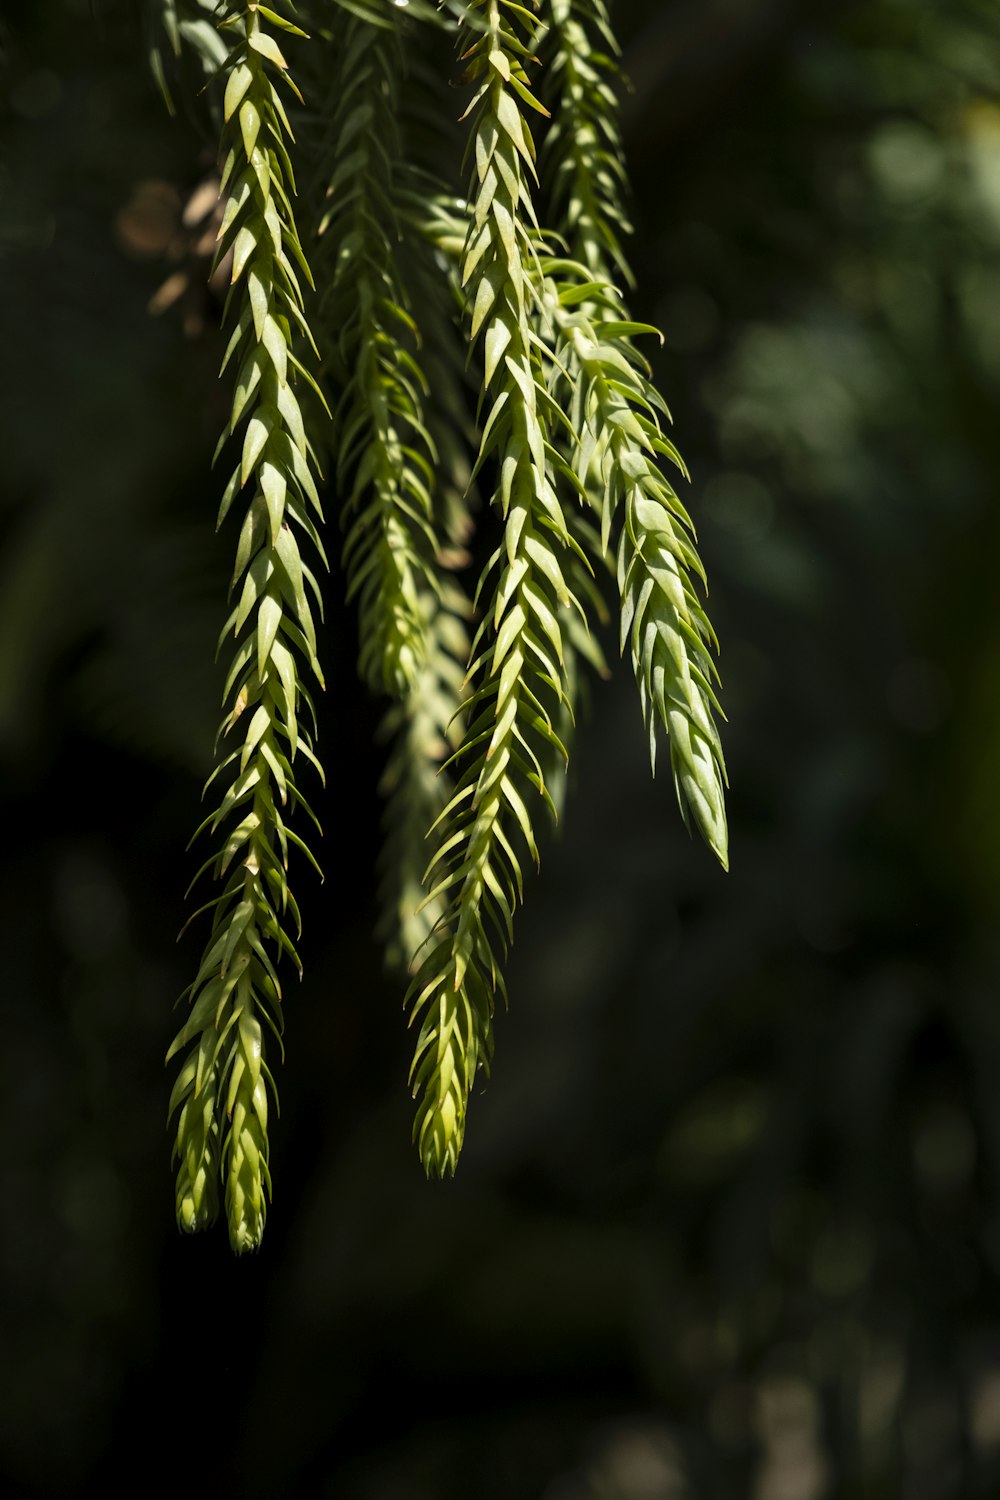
{"left": 167, "top": 0, "right": 326, "bottom": 1252}
{"left": 308, "top": 7, "right": 478, "bottom": 966}
{"left": 317, "top": 13, "right": 444, "bottom": 698}
{"left": 407, "top": 0, "right": 591, "bottom": 1176}
{"left": 543, "top": 0, "right": 631, "bottom": 283}
{"left": 154, "top": 0, "right": 728, "bottom": 1240}
{"left": 540, "top": 0, "right": 729, "bottom": 868}
{"left": 556, "top": 288, "right": 728, "bottom": 864}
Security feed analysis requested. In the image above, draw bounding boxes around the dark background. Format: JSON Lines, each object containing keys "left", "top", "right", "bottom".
{"left": 2, "top": 0, "right": 1000, "bottom": 1495}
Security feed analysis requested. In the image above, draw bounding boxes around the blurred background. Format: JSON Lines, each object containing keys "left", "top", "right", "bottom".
{"left": 3, "top": 0, "right": 1000, "bottom": 1494}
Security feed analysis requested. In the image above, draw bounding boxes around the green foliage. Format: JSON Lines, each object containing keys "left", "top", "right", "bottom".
{"left": 13, "top": 0, "right": 1000, "bottom": 1487}
{"left": 315, "top": 15, "right": 445, "bottom": 699}
{"left": 540, "top": 0, "right": 727, "bottom": 863}
{"left": 153, "top": 0, "right": 729, "bottom": 1245}
{"left": 543, "top": 0, "right": 631, "bottom": 283}
{"left": 166, "top": 0, "right": 326, "bottom": 1252}
{"left": 555, "top": 288, "right": 729, "bottom": 864}
{"left": 407, "top": 0, "right": 592, "bottom": 1177}
{"left": 147, "top": 0, "right": 228, "bottom": 116}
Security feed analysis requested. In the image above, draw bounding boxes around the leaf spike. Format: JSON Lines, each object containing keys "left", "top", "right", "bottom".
{"left": 313, "top": 9, "right": 455, "bottom": 702}
{"left": 539, "top": 0, "right": 729, "bottom": 869}
{"left": 167, "top": 0, "right": 327, "bottom": 1253}
{"left": 406, "top": 0, "right": 587, "bottom": 1178}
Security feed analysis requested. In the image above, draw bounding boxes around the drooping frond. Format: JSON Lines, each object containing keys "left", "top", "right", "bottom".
{"left": 406, "top": 0, "right": 594, "bottom": 1177}
{"left": 306, "top": 6, "right": 480, "bottom": 974}
{"left": 148, "top": 0, "right": 728, "bottom": 1241}
{"left": 400, "top": 188, "right": 479, "bottom": 559}
{"left": 554, "top": 279, "right": 729, "bottom": 866}
{"left": 417, "top": 184, "right": 607, "bottom": 822}
{"left": 167, "top": 0, "right": 327, "bottom": 1253}
{"left": 539, "top": 1, "right": 729, "bottom": 868}
{"left": 314, "top": 9, "right": 450, "bottom": 699}
{"left": 373, "top": 187, "right": 479, "bottom": 969}
{"left": 542, "top": 0, "right": 631, "bottom": 283}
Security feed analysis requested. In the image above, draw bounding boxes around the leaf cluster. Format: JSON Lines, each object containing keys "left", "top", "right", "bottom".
{"left": 166, "top": 0, "right": 326, "bottom": 1251}
{"left": 154, "top": 0, "right": 729, "bottom": 1247}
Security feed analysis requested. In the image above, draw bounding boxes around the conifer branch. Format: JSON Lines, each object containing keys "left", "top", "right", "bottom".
{"left": 308, "top": 8, "right": 480, "bottom": 970}
{"left": 167, "top": 0, "right": 326, "bottom": 1252}
{"left": 148, "top": 0, "right": 729, "bottom": 1240}
{"left": 556, "top": 290, "right": 728, "bottom": 865}
{"left": 399, "top": 189, "right": 479, "bottom": 563}
{"left": 374, "top": 188, "right": 480, "bottom": 969}
{"left": 426, "top": 188, "right": 612, "bottom": 822}
{"left": 540, "top": 0, "right": 729, "bottom": 868}
{"left": 376, "top": 581, "right": 471, "bottom": 970}
{"left": 406, "top": 0, "right": 590, "bottom": 1177}
{"left": 314, "top": 12, "right": 447, "bottom": 698}
{"left": 542, "top": 0, "right": 630, "bottom": 284}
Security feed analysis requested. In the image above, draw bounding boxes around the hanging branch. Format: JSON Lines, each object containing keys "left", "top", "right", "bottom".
{"left": 308, "top": 6, "right": 477, "bottom": 967}
{"left": 557, "top": 287, "right": 728, "bottom": 863}
{"left": 406, "top": 0, "right": 594, "bottom": 1177}
{"left": 543, "top": 0, "right": 631, "bottom": 284}
{"left": 372, "top": 201, "right": 478, "bottom": 969}
{"left": 145, "top": 0, "right": 728, "bottom": 1243}
{"left": 167, "top": 0, "right": 327, "bottom": 1252}
{"left": 540, "top": 0, "right": 729, "bottom": 868}
{"left": 421, "top": 186, "right": 611, "bottom": 827}
{"left": 316, "top": 12, "right": 445, "bottom": 699}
